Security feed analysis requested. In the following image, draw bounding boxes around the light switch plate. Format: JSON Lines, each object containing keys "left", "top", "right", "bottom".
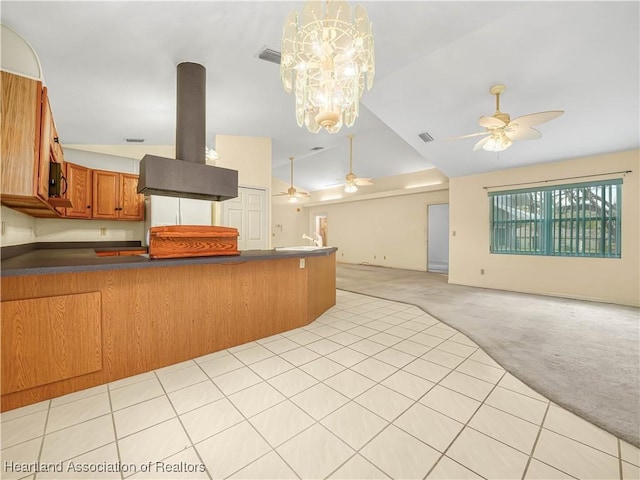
{"left": 299, "top": 258, "right": 305, "bottom": 268}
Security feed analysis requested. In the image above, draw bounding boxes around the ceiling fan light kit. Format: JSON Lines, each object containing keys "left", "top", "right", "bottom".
{"left": 451, "top": 84, "right": 564, "bottom": 153}
{"left": 280, "top": 0, "right": 375, "bottom": 134}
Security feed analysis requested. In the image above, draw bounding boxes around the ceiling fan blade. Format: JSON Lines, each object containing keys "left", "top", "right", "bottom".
{"left": 509, "top": 110, "right": 564, "bottom": 128}
{"left": 355, "top": 178, "right": 374, "bottom": 186}
{"left": 478, "top": 115, "right": 506, "bottom": 128}
{"left": 505, "top": 126, "right": 542, "bottom": 141}
{"left": 447, "top": 131, "right": 489, "bottom": 141}
{"left": 473, "top": 136, "right": 492, "bottom": 151}
{"left": 295, "top": 191, "right": 310, "bottom": 198}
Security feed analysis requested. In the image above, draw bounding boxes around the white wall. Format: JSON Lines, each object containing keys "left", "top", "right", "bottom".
{"left": 269, "top": 167, "right": 450, "bottom": 267}
{"left": 214, "top": 135, "right": 271, "bottom": 189}
{"left": 306, "top": 188, "right": 449, "bottom": 270}
{"left": 0, "top": 206, "right": 36, "bottom": 246}
{"left": 309, "top": 168, "right": 449, "bottom": 203}
{"left": 271, "top": 177, "right": 309, "bottom": 247}
{"left": 449, "top": 149, "right": 639, "bottom": 306}
{"left": 1, "top": 24, "right": 42, "bottom": 80}
{"left": 63, "top": 148, "right": 141, "bottom": 173}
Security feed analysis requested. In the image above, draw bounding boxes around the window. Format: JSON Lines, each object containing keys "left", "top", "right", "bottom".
{"left": 489, "top": 180, "right": 621, "bottom": 258}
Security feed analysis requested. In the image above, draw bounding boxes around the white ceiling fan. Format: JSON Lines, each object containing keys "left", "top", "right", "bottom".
{"left": 450, "top": 84, "right": 564, "bottom": 152}
{"left": 274, "top": 156, "right": 310, "bottom": 203}
{"left": 343, "top": 134, "right": 373, "bottom": 193}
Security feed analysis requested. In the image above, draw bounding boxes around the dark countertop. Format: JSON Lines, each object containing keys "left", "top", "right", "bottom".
{"left": 93, "top": 246, "right": 148, "bottom": 253}
{"left": 1, "top": 246, "right": 338, "bottom": 277}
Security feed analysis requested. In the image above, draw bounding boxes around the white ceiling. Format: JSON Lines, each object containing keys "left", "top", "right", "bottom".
{"left": 2, "top": 1, "right": 638, "bottom": 192}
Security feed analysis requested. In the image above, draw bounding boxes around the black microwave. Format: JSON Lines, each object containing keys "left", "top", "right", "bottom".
{"left": 49, "top": 162, "right": 67, "bottom": 197}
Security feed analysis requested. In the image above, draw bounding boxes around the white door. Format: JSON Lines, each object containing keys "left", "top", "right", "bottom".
{"left": 221, "top": 187, "right": 267, "bottom": 250}
{"left": 427, "top": 203, "right": 449, "bottom": 273}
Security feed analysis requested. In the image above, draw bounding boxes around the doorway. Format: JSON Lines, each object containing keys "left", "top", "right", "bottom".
{"left": 221, "top": 186, "right": 268, "bottom": 250}
{"left": 427, "top": 203, "right": 449, "bottom": 273}
{"left": 315, "top": 215, "right": 328, "bottom": 247}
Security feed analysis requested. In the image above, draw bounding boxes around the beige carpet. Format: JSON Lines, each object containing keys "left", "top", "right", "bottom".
{"left": 336, "top": 263, "right": 640, "bottom": 448}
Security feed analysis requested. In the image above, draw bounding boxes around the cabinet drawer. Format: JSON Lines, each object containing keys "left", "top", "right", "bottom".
{"left": 1, "top": 292, "right": 102, "bottom": 394}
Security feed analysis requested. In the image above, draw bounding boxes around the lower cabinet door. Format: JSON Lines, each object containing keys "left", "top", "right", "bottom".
{"left": 1, "top": 292, "right": 102, "bottom": 394}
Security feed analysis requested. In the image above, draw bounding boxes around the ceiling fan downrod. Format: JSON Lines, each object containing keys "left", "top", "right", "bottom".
{"left": 489, "top": 84, "right": 510, "bottom": 124}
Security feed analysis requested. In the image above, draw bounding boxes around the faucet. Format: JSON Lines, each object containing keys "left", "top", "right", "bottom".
{"left": 302, "top": 233, "right": 323, "bottom": 247}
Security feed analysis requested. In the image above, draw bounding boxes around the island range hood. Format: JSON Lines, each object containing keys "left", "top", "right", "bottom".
{"left": 137, "top": 62, "right": 238, "bottom": 201}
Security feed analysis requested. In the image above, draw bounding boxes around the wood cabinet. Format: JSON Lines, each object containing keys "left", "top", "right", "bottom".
{"left": 1, "top": 71, "right": 144, "bottom": 222}
{"left": 0, "top": 71, "right": 63, "bottom": 218}
{"left": 64, "top": 162, "right": 92, "bottom": 218}
{"left": 1, "top": 292, "right": 102, "bottom": 395}
{"left": 91, "top": 169, "right": 144, "bottom": 220}
{"left": 120, "top": 173, "right": 144, "bottom": 220}
{"left": 1, "top": 252, "right": 336, "bottom": 411}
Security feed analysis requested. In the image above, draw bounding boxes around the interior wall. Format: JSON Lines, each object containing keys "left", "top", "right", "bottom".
{"left": 309, "top": 168, "right": 449, "bottom": 203}
{"left": 213, "top": 135, "right": 272, "bottom": 241}
{"left": 449, "top": 149, "right": 639, "bottom": 307}
{"left": 271, "top": 177, "right": 309, "bottom": 247}
{"left": 0, "top": 24, "right": 42, "bottom": 80}
{"left": 214, "top": 135, "right": 272, "bottom": 189}
{"left": 0, "top": 206, "right": 36, "bottom": 246}
{"left": 306, "top": 189, "right": 449, "bottom": 271}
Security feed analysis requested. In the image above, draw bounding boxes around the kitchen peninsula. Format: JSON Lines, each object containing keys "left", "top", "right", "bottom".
{"left": 1, "top": 247, "right": 337, "bottom": 411}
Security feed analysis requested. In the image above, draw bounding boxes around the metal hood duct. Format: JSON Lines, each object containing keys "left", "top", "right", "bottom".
{"left": 137, "top": 62, "right": 238, "bottom": 201}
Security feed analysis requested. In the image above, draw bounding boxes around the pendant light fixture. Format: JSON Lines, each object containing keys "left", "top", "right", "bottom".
{"left": 280, "top": 0, "right": 375, "bottom": 134}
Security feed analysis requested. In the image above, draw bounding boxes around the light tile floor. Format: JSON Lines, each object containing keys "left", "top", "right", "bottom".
{"left": 2, "top": 290, "right": 639, "bottom": 480}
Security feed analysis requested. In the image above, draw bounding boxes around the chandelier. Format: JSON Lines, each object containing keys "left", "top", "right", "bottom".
{"left": 280, "top": 0, "right": 375, "bottom": 134}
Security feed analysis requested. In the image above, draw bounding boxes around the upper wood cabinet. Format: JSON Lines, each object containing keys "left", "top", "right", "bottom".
{"left": 37, "top": 88, "right": 53, "bottom": 202}
{"left": 1, "top": 71, "right": 144, "bottom": 222}
{"left": 64, "top": 162, "right": 92, "bottom": 219}
{"left": 0, "top": 71, "right": 63, "bottom": 218}
{"left": 119, "top": 173, "right": 144, "bottom": 220}
{"left": 91, "top": 170, "right": 144, "bottom": 221}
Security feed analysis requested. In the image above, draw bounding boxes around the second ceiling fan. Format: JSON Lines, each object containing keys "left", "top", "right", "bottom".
{"left": 344, "top": 134, "right": 373, "bottom": 193}
{"left": 274, "top": 156, "right": 310, "bottom": 203}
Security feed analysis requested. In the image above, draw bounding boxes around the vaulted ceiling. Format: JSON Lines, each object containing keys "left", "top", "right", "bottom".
{"left": 2, "top": 1, "right": 638, "bottom": 192}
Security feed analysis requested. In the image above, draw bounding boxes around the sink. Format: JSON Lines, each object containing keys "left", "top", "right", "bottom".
{"left": 275, "top": 246, "right": 332, "bottom": 252}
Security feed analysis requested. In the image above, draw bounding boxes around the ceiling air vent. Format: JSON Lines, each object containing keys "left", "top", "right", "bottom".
{"left": 418, "top": 131, "right": 434, "bottom": 143}
{"left": 257, "top": 47, "right": 282, "bottom": 65}
{"left": 310, "top": 146, "right": 324, "bottom": 151}
{"left": 125, "top": 137, "right": 145, "bottom": 143}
